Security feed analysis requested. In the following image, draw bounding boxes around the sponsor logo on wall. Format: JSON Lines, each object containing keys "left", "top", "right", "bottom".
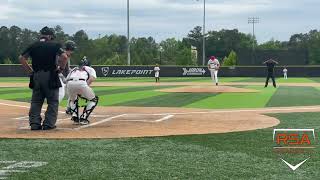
{"left": 101, "top": 67, "right": 110, "bottom": 76}
{"left": 101, "top": 67, "right": 153, "bottom": 76}
{"left": 182, "top": 68, "right": 206, "bottom": 76}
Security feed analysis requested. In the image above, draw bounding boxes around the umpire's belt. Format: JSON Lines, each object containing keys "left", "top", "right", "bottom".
{"left": 68, "top": 78, "right": 86, "bottom": 81}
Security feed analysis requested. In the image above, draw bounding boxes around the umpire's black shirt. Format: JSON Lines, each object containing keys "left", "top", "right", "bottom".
{"left": 266, "top": 61, "right": 276, "bottom": 74}
{"left": 22, "top": 39, "right": 64, "bottom": 72}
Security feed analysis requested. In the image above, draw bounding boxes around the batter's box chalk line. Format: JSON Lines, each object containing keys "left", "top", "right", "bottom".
{"left": 115, "top": 114, "right": 174, "bottom": 123}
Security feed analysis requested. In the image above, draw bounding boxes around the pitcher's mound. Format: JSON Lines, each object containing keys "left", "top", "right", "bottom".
{"left": 158, "top": 86, "right": 259, "bottom": 93}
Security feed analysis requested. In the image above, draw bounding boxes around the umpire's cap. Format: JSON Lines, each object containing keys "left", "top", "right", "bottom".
{"left": 65, "top": 40, "right": 77, "bottom": 51}
{"left": 40, "top": 26, "right": 55, "bottom": 36}
{"left": 79, "top": 56, "right": 91, "bottom": 67}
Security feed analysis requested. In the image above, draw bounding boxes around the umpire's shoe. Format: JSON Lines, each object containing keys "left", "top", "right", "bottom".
{"left": 30, "top": 124, "right": 42, "bottom": 131}
{"left": 42, "top": 125, "right": 57, "bottom": 130}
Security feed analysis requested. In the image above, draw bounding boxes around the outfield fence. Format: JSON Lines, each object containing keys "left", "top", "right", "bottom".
{"left": 2, "top": 64, "right": 320, "bottom": 77}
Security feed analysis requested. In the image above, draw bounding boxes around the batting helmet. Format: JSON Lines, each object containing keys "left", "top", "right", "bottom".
{"left": 65, "top": 40, "right": 77, "bottom": 51}
{"left": 210, "top": 56, "right": 216, "bottom": 60}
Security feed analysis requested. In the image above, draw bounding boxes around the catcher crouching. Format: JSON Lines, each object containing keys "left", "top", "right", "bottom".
{"left": 66, "top": 57, "right": 98, "bottom": 125}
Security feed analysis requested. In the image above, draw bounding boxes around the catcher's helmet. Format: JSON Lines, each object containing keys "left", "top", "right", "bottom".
{"left": 40, "top": 26, "right": 55, "bottom": 36}
{"left": 79, "top": 56, "right": 91, "bottom": 67}
{"left": 65, "top": 40, "right": 77, "bottom": 51}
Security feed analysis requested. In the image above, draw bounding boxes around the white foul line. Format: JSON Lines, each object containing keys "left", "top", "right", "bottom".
{"left": 115, "top": 115, "right": 174, "bottom": 123}
{"left": 74, "top": 114, "right": 126, "bottom": 130}
{"left": 0, "top": 102, "right": 67, "bottom": 114}
{"left": 155, "top": 115, "right": 174, "bottom": 122}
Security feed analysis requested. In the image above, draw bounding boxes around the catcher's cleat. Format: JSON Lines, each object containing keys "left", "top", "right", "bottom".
{"left": 65, "top": 107, "right": 72, "bottom": 115}
{"left": 79, "top": 118, "right": 89, "bottom": 125}
{"left": 71, "top": 116, "right": 79, "bottom": 123}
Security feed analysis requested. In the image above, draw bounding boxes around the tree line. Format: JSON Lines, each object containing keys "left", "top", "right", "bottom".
{"left": 1, "top": 25, "right": 320, "bottom": 65}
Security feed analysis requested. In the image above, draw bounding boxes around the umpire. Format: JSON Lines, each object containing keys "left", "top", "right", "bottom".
{"left": 263, "top": 58, "right": 279, "bottom": 88}
{"left": 19, "top": 26, "right": 68, "bottom": 130}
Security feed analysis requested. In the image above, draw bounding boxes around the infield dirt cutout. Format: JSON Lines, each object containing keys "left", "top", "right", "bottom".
{"left": 1, "top": 81, "right": 320, "bottom": 139}
{"left": 1, "top": 99, "right": 320, "bottom": 139}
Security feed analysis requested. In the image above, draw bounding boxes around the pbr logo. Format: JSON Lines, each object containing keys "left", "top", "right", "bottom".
{"left": 273, "top": 129, "right": 317, "bottom": 171}
{"left": 101, "top": 67, "right": 110, "bottom": 76}
{"left": 182, "top": 68, "right": 206, "bottom": 76}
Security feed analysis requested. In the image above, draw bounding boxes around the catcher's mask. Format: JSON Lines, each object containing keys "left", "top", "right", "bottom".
{"left": 79, "top": 57, "right": 91, "bottom": 67}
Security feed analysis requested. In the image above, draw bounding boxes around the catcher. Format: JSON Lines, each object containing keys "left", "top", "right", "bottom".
{"left": 66, "top": 57, "right": 98, "bottom": 125}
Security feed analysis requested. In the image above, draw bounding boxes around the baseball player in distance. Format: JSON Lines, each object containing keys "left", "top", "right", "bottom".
{"left": 207, "top": 56, "right": 220, "bottom": 86}
{"left": 154, "top": 64, "right": 160, "bottom": 83}
{"left": 66, "top": 57, "right": 98, "bottom": 125}
{"left": 283, "top": 66, "right": 288, "bottom": 79}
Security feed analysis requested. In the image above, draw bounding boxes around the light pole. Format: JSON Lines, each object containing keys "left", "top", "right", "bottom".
{"left": 202, "top": 0, "right": 206, "bottom": 66}
{"left": 196, "top": 0, "right": 206, "bottom": 66}
{"left": 127, "top": 0, "right": 131, "bottom": 65}
{"left": 248, "top": 17, "right": 259, "bottom": 64}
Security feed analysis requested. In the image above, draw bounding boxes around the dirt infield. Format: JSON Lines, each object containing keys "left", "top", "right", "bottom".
{"left": 0, "top": 99, "right": 283, "bottom": 139}
{"left": 1, "top": 81, "right": 320, "bottom": 139}
{"left": 1, "top": 99, "right": 320, "bottom": 139}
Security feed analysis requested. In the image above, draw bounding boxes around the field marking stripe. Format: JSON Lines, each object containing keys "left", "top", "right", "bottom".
{"left": 17, "top": 117, "right": 74, "bottom": 129}
{"left": 155, "top": 115, "right": 174, "bottom": 122}
{"left": 0, "top": 102, "right": 66, "bottom": 114}
{"left": 17, "top": 127, "right": 73, "bottom": 130}
{"left": 74, "top": 114, "right": 126, "bottom": 130}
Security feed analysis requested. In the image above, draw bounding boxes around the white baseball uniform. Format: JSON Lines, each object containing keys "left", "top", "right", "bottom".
{"left": 58, "top": 73, "right": 66, "bottom": 102}
{"left": 58, "top": 59, "right": 71, "bottom": 102}
{"left": 283, "top": 68, "right": 288, "bottom": 79}
{"left": 154, "top": 66, "right": 160, "bottom": 78}
{"left": 66, "top": 66, "right": 97, "bottom": 120}
{"left": 66, "top": 66, "right": 97, "bottom": 102}
{"left": 207, "top": 58, "right": 220, "bottom": 84}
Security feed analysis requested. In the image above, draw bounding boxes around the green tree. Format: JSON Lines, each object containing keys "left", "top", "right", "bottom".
{"left": 222, "top": 50, "right": 237, "bottom": 66}
{"left": 3, "top": 58, "right": 12, "bottom": 64}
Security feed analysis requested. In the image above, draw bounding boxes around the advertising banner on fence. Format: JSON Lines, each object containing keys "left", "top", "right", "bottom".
{"left": 2, "top": 65, "right": 320, "bottom": 77}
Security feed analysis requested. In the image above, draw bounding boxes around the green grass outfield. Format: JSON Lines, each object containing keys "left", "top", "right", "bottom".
{"left": 1, "top": 77, "right": 320, "bottom": 179}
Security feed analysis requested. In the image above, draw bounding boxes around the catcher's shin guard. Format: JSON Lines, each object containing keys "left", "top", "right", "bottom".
{"left": 70, "top": 98, "right": 79, "bottom": 123}
{"left": 80, "top": 96, "right": 99, "bottom": 122}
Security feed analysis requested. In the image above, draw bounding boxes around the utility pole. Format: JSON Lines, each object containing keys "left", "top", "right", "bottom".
{"left": 196, "top": 0, "right": 206, "bottom": 66}
{"left": 127, "top": 0, "right": 131, "bottom": 65}
{"left": 248, "top": 17, "right": 259, "bottom": 65}
{"left": 202, "top": 0, "right": 206, "bottom": 66}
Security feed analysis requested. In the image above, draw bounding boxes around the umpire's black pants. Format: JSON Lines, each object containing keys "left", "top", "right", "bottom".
{"left": 265, "top": 72, "right": 276, "bottom": 88}
{"left": 29, "top": 71, "right": 59, "bottom": 128}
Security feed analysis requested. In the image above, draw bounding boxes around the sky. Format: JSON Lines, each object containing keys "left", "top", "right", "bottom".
{"left": 1, "top": 0, "right": 320, "bottom": 43}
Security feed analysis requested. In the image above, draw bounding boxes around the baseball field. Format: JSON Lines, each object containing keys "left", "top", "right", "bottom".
{"left": 0, "top": 77, "right": 320, "bottom": 179}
